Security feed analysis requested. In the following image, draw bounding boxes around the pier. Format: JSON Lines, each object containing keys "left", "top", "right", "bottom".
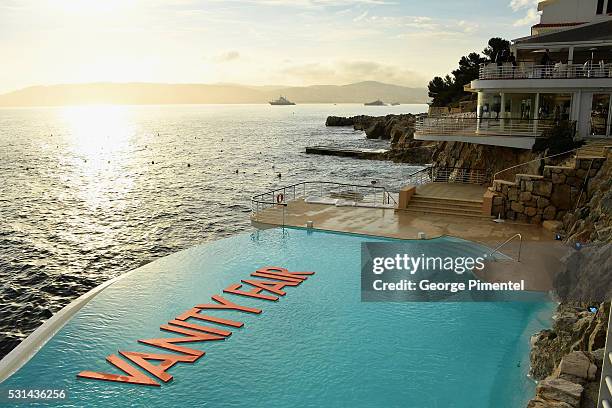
{"left": 305, "top": 146, "right": 388, "bottom": 159}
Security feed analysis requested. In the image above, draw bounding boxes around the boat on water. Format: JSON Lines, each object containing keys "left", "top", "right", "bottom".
{"left": 269, "top": 96, "right": 296, "bottom": 105}
{"left": 364, "top": 99, "right": 386, "bottom": 106}
{"left": 391, "top": 102, "right": 400, "bottom": 106}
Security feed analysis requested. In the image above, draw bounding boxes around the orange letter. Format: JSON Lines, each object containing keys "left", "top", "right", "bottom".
{"left": 139, "top": 326, "right": 225, "bottom": 356}
{"left": 77, "top": 354, "right": 160, "bottom": 387}
{"left": 168, "top": 319, "right": 232, "bottom": 337}
{"left": 119, "top": 351, "right": 200, "bottom": 383}
{"left": 223, "top": 283, "right": 279, "bottom": 301}
{"left": 195, "top": 295, "right": 262, "bottom": 314}
{"left": 176, "top": 307, "right": 245, "bottom": 328}
{"left": 255, "top": 267, "right": 314, "bottom": 281}
{"left": 241, "top": 279, "right": 300, "bottom": 296}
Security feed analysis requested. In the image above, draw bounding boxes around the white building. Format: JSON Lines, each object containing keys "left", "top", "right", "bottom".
{"left": 414, "top": 0, "right": 612, "bottom": 149}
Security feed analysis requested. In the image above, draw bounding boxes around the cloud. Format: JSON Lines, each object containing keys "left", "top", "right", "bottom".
{"left": 513, "top": 8, "right": 540, "bottom": 26}
{"left": 509, "top": 0, "right": 540, "bottom": 27}
{"left": 353, "top": 10, "right": 369, "bottom": 22}
{"left": 214, "top": 51, "right": 241, "bottom": 62}
{"left": 509, "top": 0, "right": 538, "bottom": 11}
{"left": 279, "top": 60, "right": 427, "bottom": 87}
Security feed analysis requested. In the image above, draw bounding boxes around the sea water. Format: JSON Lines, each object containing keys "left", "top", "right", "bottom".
{"left": 0, "top": 103, "right": 425, "bottom": 357}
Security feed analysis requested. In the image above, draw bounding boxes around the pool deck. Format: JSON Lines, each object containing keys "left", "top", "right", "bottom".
{"left": 252, "top": 199, "right": 553, "bottom": 243}
{"left": 252, "top": 198, "right": 565, "bottom": 292}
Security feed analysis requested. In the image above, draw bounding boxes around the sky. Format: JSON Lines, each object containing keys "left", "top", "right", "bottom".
{"left": 0, "top": 0, "right": 541, "bottom": 93}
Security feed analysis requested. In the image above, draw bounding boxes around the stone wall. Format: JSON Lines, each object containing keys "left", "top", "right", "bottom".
{"left": 490, "top": 153, "right": 608, "bottom": 224}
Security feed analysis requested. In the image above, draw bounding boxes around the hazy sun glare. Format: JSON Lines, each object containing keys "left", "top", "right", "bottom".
{"left": 59, "top": 105, "right": 135, "bottom": 209}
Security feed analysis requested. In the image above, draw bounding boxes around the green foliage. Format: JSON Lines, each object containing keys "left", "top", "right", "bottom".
{"left": 482, "top": 38, "right": 511, "bottom": 62}
{"left": 428, "top": 37, "right": 509, "bottom": 107}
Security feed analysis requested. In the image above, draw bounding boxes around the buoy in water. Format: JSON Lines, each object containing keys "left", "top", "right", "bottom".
{"left": 277, "top": 173, "right": 281, "bottom": 178}
{"left": 187, "top": 163, "right": 191, "bottom": 167}
{"left": 235, "top": 169, "right": 239, "bottom": 174}
{"left": 152, "top": 160, "right": 155, "bottom": 164}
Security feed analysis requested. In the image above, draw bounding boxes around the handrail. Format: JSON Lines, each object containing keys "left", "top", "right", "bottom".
{"left": 415, "top": 116, "right": 558, "bottom": 139}
{"left": 488, "top": 233, "right": 523, "bottom": 262}
{"left": 493, "top": 147, "right": 579, "bottom": 182}
{"left": 597, "top": 303, "right": 612, "bottom": 407}
{"left": 478, "top": 62, "right": 612, "bottom": 80}
{"left": 251, "top": 181, "right": 396, "bottom": 216}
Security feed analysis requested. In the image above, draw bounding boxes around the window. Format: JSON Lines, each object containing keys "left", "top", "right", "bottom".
{"left": 597, "top": 0, "right": 604, "bottom": 14}
{"left": 607, "top": 0, "right": 612, "bottom": 13}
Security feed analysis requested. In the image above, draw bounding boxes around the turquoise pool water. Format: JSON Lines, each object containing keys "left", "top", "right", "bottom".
{"left": 1, "top": 228, "right": 552, "bottom": 407}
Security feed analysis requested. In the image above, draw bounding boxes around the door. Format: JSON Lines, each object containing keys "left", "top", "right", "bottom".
{"left": 590, "top": 94, "right": 611, "bottom": 137}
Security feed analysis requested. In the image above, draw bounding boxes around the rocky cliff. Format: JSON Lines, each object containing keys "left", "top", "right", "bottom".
{"left": 326, "top": 114, "right": 436, "bottom": 165}
{"left": 526, "top": 149, "right": 611, "bottom": 408}
{"left": 431, "top": 141, "right": 539, "bottom": 176}
{"left": 326, "top": 114, "right": 547, "bottom": 175}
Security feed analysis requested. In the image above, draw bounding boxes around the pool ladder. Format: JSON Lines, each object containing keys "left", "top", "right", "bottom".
{"left": 488, "top": 233, "right": 522, "bottom": 262}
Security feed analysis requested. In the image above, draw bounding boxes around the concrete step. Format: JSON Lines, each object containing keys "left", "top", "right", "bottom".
{"left": 410, "top": 195, "right": 483, "bottom": 208}
{"left": 407, "top": 203, "right": 484, "bottom": 215}
{"left": 402, "top": 207, "right": 491, "bottom": 219}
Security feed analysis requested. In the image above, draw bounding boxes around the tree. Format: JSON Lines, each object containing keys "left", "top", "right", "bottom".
{"left": 483, "top": 37, "right": 511, "bottom": 62}
{"left": 427, "top": 37, "right": 509, "bottom": 107}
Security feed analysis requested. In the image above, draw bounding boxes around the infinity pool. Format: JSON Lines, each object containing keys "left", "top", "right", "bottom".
{"left": 0, "top": 228, "right": 552, "bottom": 407}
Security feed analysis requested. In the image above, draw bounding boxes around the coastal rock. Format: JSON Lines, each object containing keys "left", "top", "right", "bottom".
{"left": 555, "top": 351, "right": 597, "bottom": 384}
{"left": 325, "top": 116, "right": 355, "bottom": 126}
{"left": 536, "top": 378, "right": 583, "bottom": 407}
{"left": 527, "top": 396, "right": 574, "bottom": 408}
{"left": 529, "top": 303, "right": 609, "bottom": 381}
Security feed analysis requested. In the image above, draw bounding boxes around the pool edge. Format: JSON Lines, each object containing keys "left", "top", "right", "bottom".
{"left": 0, "top": 268, "right": 139, "bottom": 383}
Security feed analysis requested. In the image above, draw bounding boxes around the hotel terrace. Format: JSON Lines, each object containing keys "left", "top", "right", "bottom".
{"left": 414, "top": 0, "right": 612, "bottom": 149}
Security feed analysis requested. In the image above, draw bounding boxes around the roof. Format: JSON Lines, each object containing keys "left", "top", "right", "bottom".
{"left": 531, "top": 22, "right": 586, "bottom": 28}
{"left": 516, "top": 20, "right": 612, "bottom": 44}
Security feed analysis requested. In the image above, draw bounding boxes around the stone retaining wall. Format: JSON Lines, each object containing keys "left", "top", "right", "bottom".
{"left": 490, "top": 151, "right": 608, "bottom": 224}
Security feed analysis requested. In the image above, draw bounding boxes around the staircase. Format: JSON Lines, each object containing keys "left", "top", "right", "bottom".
{"left": 577, "top": 139, "right": 611, "bottom": 158}
{"left": 403, "top": 195, "right": 489, "bottom": 219}
{"left": 558, "top": 140, "right": 610, "bottom": 167}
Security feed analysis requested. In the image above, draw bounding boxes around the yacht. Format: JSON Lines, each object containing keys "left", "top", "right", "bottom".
{"left": 365, "top": 99, "right": 386, "bottom": 106}
{"left": 269, "top": 96, "right": 296, "bottom": 106}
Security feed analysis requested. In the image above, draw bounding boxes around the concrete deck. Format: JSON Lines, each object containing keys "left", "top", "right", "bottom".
{"left": 252, "top": 199, "right": 552, "bottom": 243}
{"left": 252, "top": 198, "right": 562, "bottom": 292}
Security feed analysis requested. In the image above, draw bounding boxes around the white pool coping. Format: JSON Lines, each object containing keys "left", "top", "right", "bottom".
{"left": 0, "top": 268, "right": 139, "bottom": 383}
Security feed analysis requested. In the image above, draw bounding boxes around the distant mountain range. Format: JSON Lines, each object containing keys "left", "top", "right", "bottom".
{"left": 0, "top": 81, "right": 428, "bottom": 107}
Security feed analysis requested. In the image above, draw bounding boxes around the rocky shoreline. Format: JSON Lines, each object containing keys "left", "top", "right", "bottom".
{"left": 326, "top": 113, "right": 541, "bottom": 174}
{"left": 526, "top": 149, "right": 611, "bottom": 408}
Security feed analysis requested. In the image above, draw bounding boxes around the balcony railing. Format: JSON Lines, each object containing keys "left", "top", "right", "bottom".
{"left": 415, "top": 117, "right": 556, "bottom": 138}
{"left": 479, "top": 62, "right": 612, "bottom": 80}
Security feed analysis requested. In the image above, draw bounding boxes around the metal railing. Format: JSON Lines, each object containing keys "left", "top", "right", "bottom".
{"left": 405, "top": 166, "right": 433, "bottom": 185}
{"left": 251, "top": 181, "right": 397, "bottom": 216}
{"left": 479, "top": 62, "right": 612, "bottom": 80}
{"left": 493, "top": 148, "right": 579, "bottom": 183}
{"left": 415, "top": 117, "right": 556, "bottom": 139}
{"left": 597, "top": 304, "right": 612, "bottom": 408}
{"left": 433, "top": 167, "right": 489, "bottom": 184}
{"left": 405, "top": 166, "right": 490, "bottom": 185}
{"left": 488, "top": 233, "right": 523, "bottom": 262}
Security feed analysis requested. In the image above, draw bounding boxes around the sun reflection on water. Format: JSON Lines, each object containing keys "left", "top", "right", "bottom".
{"left": 59, "top": 105, "right": 136, "bottom": 210}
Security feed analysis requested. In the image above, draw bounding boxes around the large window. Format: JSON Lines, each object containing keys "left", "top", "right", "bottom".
{"left": 608, "top": 0, "right": 612, "bottom": 14}
{"left": 503, "top": 93, "right": 536, "bottom": 120}
{"left": 591, "top": 94, "right": 611, "bottom": 136}
{"left": 597, "top": 0, "right": 605, "bottom": 14}
{"left": 538, "top": 94, "right": 572, "bottom": 121}
{"left": 478, "top": 93, "right": 501, "bottom": 118}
